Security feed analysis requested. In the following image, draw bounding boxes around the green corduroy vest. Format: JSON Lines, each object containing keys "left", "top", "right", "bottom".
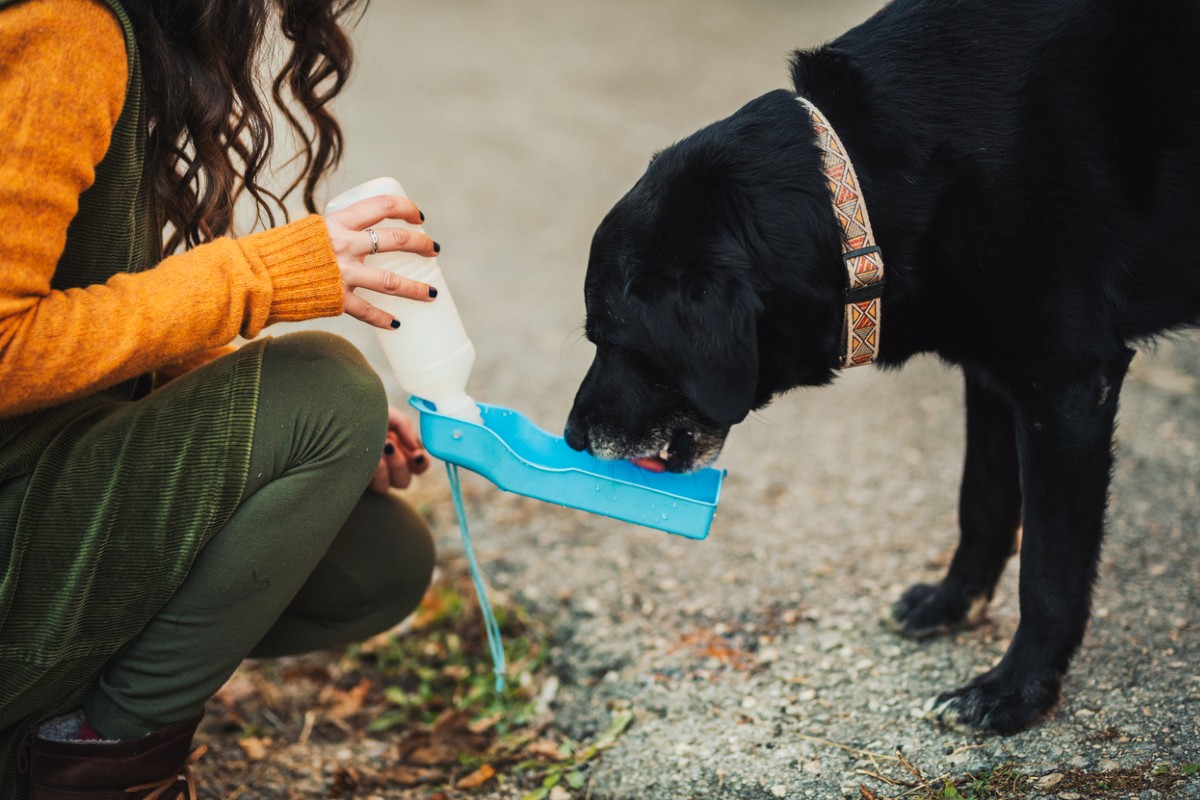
{"left": 0, "top": 0, "right": 158, "bottom": 482}
{"left": 0, "top": 3, "right": 261, "bottom": 796}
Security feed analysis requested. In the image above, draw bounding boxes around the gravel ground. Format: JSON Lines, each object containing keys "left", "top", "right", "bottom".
{"left": 258, "top": 1, "right": 1199, "bottom": 797}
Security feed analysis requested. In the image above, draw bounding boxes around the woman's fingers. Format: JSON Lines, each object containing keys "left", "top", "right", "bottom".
{"left": 330, "top": 194, "right": 423, "bottom": 230}
{"left": 368, "top": 411, "right": 431, "bottom": 493}
{"left": 384, "top": 430, "right": 414, "bottom": 489}
{"left": 343, "top": 289, "right": 400, "bottom": 330}
{"left": 369, "top": 433, "right": 415, "bottom": 493}
{"left": 323, "top": 193, "right": 444, "bottom": 331}
{"left": 369, "top": 458, "right": 392, "bottom": 494}
{"left": 389, "top": 407, "right": 422, "bottom": 451}
{"left": 356, "top": 225, "right": 440, "bottom": 259}
{"left": 390, "top": 410, "right": 430, "bottom": 476}
{"left": 331, "top": 221, "right": 437, "bottom": 260}
{"left": 342, "top": 262, "right": 439, "bottom": 301}
{"left": 387, "top": 449, "right": 414, "bottom": 489}
{"left": 339, "top": 263, "right": 437, "bottom": 329}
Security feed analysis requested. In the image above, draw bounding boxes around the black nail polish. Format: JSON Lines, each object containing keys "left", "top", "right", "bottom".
{"left": 390, "top": 319, "right": 401, "bottom": 329}
{"left": 384, "top": 443, "right": 395, "bottom": 456}
{"left": 419, "top": 211, "right": 425, "bottom": 222}
{"left": 415, "top": 454, "right": 427, "bottom": 466}
{"left": 429, "top": 287, "right": 439, "bottom": 299}
{"left": 433, "top": 241, "right": 441, "bottom": 254}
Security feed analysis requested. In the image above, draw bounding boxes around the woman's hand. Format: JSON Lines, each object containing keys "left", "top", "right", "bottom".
{"left": 369, "top": 406, "right": 431, "bottom": 493}
{"left": 324, "top": 195, "right": 441, "bottom": 330}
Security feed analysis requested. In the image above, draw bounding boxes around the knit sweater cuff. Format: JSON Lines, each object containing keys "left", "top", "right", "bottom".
{"left": 238, "top": 214, "right": 344, "bottom": 325}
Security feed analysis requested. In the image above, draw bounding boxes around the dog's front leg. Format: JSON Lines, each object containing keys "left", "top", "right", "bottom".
{"left": 890, "top": 374, "right": 1022, "bottom": 637}
{"left": 928, "top": 349, "right": 1134, "bottom": 734}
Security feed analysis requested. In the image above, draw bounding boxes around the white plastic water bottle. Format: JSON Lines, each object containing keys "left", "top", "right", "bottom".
{"left": 325, "top": 177, "right": 483, "bottom": 424}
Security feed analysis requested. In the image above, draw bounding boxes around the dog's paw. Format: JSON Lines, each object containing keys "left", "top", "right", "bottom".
{"left": 885, "top": 581, "right": 990, "bottom": 639}
{"left": 924, "top": 667, "right": 1061, "bottom": 735}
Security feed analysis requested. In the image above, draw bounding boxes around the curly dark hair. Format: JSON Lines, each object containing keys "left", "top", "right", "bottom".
{"left": 120, "top": 0, "right": 369, "bottom": 256}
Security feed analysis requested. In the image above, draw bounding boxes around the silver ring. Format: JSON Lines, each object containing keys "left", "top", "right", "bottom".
{"left": 365, "top": 227, "right": 379, "bottom": 255}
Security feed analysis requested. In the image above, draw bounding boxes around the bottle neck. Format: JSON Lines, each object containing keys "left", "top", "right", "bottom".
{"left": 434, "top": 392, "right": 483, "bottom": 424}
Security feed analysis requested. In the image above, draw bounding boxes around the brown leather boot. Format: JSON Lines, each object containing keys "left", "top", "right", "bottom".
{"left": 25, "top": 713, "right": 206, "bottom": 800}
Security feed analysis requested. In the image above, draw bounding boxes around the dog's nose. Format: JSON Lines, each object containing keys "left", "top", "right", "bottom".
{"left": 563, "top": 422, "right": 589, "bottom": 452}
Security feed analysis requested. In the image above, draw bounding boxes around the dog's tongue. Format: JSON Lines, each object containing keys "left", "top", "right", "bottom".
{"left": 630, "top": 456, "right": 667, "bottom": 473}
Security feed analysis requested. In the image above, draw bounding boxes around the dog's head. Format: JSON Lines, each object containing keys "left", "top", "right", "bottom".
{"left": 565, "top": 89, "right": 846, "bottom": 472}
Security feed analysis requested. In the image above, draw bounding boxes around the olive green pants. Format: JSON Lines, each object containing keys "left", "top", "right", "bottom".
{"left": 73, "top": 332, "right": 435, "bottom": 740}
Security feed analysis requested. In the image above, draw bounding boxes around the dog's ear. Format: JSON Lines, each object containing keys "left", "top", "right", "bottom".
{"left": 635, "top": 275, "right": 761, "bottom": 427}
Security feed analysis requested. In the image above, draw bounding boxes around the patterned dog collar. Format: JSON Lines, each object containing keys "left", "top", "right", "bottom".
{"left": 797, "top": 96, "right": 885, "bottom": 369}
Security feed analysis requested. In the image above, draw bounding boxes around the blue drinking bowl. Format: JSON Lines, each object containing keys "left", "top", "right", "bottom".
{"left": 411, "top": 397, "right": 724, "bottom": 540}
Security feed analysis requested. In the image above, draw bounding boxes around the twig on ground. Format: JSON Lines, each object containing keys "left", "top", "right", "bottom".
{"left": 796, "top": 733, "right": 901, "bottom": 762}
{"left": 298, "top": 710, "right": 315, "bottom": 746}
{"left": 855, "top": 767, "right": 916, "bottom": 788}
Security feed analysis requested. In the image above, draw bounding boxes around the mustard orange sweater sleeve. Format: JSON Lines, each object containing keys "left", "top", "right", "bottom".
{"left": 0, "top": 0, "right": 345, "bottom": 418}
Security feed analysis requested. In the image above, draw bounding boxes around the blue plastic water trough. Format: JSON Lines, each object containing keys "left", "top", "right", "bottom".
{"left": 411, "top": 397, "right": 724, "bottom": 540}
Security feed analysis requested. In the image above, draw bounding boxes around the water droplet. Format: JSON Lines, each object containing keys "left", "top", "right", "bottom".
{"left": 660, "top": 512, "right": 669, "bottom": 520}
{"left": 452, "top": 430, "right": 463, "bottom": 440}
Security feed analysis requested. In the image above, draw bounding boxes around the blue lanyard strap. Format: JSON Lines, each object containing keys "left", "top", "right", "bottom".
{"left": 445, "top": 462, "right": 507, "bottom": 693}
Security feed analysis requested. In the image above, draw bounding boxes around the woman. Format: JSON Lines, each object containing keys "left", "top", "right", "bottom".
{"left": 0, "top": 0, "right": 442, "bottom": 796}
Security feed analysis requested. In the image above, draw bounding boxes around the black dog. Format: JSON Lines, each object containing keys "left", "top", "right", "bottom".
{"left": 564, "top": 0, "right": 1200, "bottom": 734}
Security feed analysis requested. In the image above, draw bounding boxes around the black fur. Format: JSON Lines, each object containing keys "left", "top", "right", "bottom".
{"left": 565, "top": 0, "right": 1200, "bottom": 734}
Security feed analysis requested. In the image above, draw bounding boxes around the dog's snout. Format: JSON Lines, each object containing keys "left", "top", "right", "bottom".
{"left": 564, "top": 420, "right": 589, "bottom": 452}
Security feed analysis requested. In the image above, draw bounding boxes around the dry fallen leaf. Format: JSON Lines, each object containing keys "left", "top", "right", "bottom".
{"left": 407, "top": 743, "right": 464, "bottom": 766}
{"left": 668, "top": 629, "right": 756, "bottom": 671}
{"left": 431, "top": 709, "right": 473, "bottom": 741}
{"left": 525, "top": 739, "right": 566, "bottom": 761}
{"left": 442, "top": 664, "right": 471, "bottom": 681}
{"left": 381, "top": 765, "right": 446, "bottom": 786}
{"left": 238, "top": 736, "right": 271, "bottom": 761}
{"left": 455, "top": 764, "right": 496, "bottom": 790}
{"left": 326, "top": 678, "right": 373, "bottom": 720}
{"left": 468, "top": 713, "right": 504, "bottom": 734}
{"left": 549, "top": 786, "right": 572, "bottom": 800}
